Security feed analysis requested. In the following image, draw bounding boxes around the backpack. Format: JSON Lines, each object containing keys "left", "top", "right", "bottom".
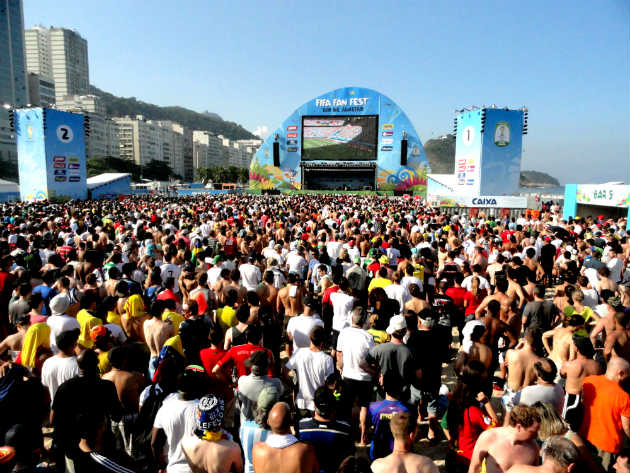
{"left": 130, "top": 384, "right": 167, "bottom": 463}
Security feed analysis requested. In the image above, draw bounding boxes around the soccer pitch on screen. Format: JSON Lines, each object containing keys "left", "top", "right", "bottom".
{"left": 301, "top": 115, "right": 378, "bottom": 161}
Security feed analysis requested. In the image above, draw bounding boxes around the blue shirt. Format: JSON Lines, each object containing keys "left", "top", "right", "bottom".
{"left": 368, "top": 399, "right": 409, "bottom": 460}
{"left": 33, "top": 284, "right": 56, "bottom": 316}
{"left": 298, "top": 417, "right": 354, "bottom": 473}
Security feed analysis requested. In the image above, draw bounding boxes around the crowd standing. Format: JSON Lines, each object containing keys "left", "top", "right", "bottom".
{"left": 0, "top": 194, "right": 628, "bottom": 473}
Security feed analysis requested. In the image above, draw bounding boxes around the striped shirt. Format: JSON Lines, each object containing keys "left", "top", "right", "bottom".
{"left": 239, "top": 420, "right": 271, "bottom": 473}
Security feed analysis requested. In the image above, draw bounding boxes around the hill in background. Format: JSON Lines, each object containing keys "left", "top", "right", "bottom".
{"left": 422, "top": 134, "right": 559, "bottom": 186}
{"left": 90, "top": 85, "right": 257, "bottom": 141}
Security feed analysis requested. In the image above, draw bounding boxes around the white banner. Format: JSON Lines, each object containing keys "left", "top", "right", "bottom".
{"left": 431, "top": 195, "right": 528, "bottom": 208}
{"left": 576, "top": 185, "right": 630, "bottom": 208}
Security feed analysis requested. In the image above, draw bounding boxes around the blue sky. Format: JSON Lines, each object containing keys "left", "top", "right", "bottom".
{"left": 24, "top": 0, "right": 629, "bottom": 184}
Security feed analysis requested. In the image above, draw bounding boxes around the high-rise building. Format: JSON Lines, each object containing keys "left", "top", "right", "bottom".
{"left": 103, "top": 119, "right": 120, "bottom": 159}
{"left": 25, "top": 26, "right": 89, "bottom": 101}
{"left": 0, "top": 0, "right": 29, "bottom": 107}
{"left": 192, "top": 131, "right": 225, "bottom": 170}
{"left": 26, "top": 73, "right": 55, "bottom": 107}
{"left": 0, "top": 0, "right": 28, "bottom": 165}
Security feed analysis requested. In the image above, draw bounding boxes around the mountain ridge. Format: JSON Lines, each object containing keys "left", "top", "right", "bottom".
{"left": 89, "top": 85, "right": 257, "bottom": 141}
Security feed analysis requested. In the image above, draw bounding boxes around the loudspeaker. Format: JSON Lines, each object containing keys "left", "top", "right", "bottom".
{"left": 401, "top": 139, "right": 408, "bottom": 165}
{"left": 393, "top": 189, "right": 406, "bottom": 196}
{"left": 273, "top": 142, "right": 280, "bottom": 167}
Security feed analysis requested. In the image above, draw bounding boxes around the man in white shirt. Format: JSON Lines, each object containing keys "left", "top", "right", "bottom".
{"left": 401, "top": 264, "right": 423, "bottom": 293}
{"left": 329, "top": 279, "right": 355, "bottom": 352}
{"left": 336, "top": 308, "right": 375, "bottom": 445}
{"left": 607, "top": 247, "right": 624, "bottom": 283}
{"left": 286, "top": 296, "right": 324, "bottom": 356}
{"left": 461, "top": 265, "right": 491, "bottom": 291}
{"left": 326, "top": 235, "right": 343, "bottom": 262}
{"left": 239, "top": 256, "right": 262, "bottom": 292}
{"left": 152, "top": 368, "right": 208, "bottom": 473}
{"left": 160, "top": 254, "right": 182, "bottom": 294}
{"left": 285, "top": 326, "right": 334, "bottom": 415}
{"left": 41, "top": 329, "right": 80, "bottom": 401}
{"left": 384, "top": 271, "right": 411, "bottom": 316}
{"left": 286, "top": 246, "right": 308, "bottom": 278}
{"left": 46, "top": 294, "right": 80, "bottom": 354}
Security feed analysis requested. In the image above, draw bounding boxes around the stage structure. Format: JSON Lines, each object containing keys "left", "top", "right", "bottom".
{"left": 15, "top": 107, "right": 87, "bottom": 201}
{"left": 249, "top": 87, "right": 431, "bottom": 193}
{"left": 427, "top": 107, "right": 529, "bottom": 211}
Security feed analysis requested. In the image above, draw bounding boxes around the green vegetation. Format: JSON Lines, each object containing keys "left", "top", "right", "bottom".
{"left": 196, "top": 166, "right": 249, "bottom": 184}
{"left": 302, "top": 139, "right": 375, "bottom": 160}
{"left": 89, "top": 85, "right": 257, "bottom": 141}
{"left": 422, "top": 133, "right": 559, "bottom": 186}
{"left": 87, "top": 157, "right": 179, "bottom": 181}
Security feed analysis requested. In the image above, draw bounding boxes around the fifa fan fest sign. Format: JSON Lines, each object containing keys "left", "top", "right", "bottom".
{"left": 249, "top": 86, "right": 431, "bottom": 193}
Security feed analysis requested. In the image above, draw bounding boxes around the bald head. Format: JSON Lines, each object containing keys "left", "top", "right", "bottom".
{"left": 606, "top": 357, "right": 630, "bottom": 384}
{"left": 267, "top": 402, "right": 291, "bottom": 434}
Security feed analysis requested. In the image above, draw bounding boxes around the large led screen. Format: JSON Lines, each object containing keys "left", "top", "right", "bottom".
{"left": 301, "top": 115, "right": 378, "bottom": 161}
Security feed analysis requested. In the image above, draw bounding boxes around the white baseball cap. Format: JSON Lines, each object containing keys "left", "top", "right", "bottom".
{"left": 386, "top": 315, "right": 407, "bottom": 335}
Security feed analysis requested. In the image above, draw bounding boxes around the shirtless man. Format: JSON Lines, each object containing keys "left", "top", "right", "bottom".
{"left": 143, "top": 300, "right": 173, "bottom": 379}
{"left": 542, "top": 316, "right": 582, "bottom": 377}
{"left": 257, "top": 270, "right": 279, "bottom": 311}
{"left": 506, "top": 436, "right": 579, "bottom": 473}
{"left": 596, "top": 266, "right": 618, "bottom": 295}
{"left": 213, "top": 269, "right": 232, "bottom": 306}
{"left": 506, "top": 268, "right": 526, "bottom": 310}
{"left": 181, "top": 394, "right": 242, "bottom": 473}
{"left": 476, "top": 279, "right": 513, "bottom": 322}
{"left": 560, "top": 335, "right": 601, "bottom": 432}
{"left": 102, "top": 345, "right": 147, "bottom": 413}
{"left": 277, "top": 273, "right": 304, "bottom": 317}
{"left": 370, "top": 412, "right": 438, "bottom": 473}
{"left": 503, "top": 328, "right": 544, "bottom": 423}
{"left": 0, "top": 315, "right": 29, "bottom": 357}
{"left": 252, "top": 402, "right": 318, "bottom": 473}
{"left": 523, "top": 248, "right": 544, "bottom": 282}
{"left": 478, "top": 300, "right": 518, "bottom": 354}
{"left": 604, "top": 310, "right": 630, "bottom": 362}
{"left": 469, "top": 405, "right": 540, "bottom": 473}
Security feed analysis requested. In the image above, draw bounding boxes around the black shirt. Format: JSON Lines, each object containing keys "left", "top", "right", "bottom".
{"left": 407, "top": 330, "right": 442, "bottom": 393}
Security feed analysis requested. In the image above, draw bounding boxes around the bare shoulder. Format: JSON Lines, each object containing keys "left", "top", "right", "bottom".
{"left": 369, "top": 457, "right": 386, "bottom": 473}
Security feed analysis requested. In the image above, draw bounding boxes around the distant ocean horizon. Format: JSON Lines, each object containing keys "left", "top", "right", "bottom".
{"left": 517, "top": 186, "right": 565, "bottom": 197}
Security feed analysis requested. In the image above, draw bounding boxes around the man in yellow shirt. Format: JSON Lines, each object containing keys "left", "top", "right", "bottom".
{"left": 217, "top": 290, "right": 238, "bottom": 331}
{"left": 76, "top": 292, "right": 102, "bottom": 349}
{"left": 368, "top": 267, "right": 392, "bottom": 293}
{"left": 161, "top": 299, "right": 185, "bottom": 335}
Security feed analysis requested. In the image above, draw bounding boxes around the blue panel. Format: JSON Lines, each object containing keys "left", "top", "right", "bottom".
{"left": 16, "top": 108, "right": 48, "bottom": 201}
{"left": 44, "top": 109, "right": 87, "bottom": 200}
{"left": 563, "top": 184, "right": 578, "bottom": 221}
{"left": 479, "top": 109, "right": 524, "bottom": 195}
{"left": 249, "top": 87, "right": 430, "bottom": 193}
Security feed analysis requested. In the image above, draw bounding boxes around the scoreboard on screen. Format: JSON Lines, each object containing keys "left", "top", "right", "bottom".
{"left": 15, "top": 107, "right": 87, "bottom": 201}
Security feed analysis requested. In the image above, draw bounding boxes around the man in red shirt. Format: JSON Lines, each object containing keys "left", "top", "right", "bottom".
{"left": 212, "top": 325, "right": 273, "bottom": 380}
{"left": 445, "top": 274, "right": 467, "bottom": 343}
{"left": 580, "top": 357, "right": 630, "bottom": 470}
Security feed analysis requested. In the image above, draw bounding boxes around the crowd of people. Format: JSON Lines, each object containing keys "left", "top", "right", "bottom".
{"left": 0, "top": 193, "right": 628, "bottom": 473}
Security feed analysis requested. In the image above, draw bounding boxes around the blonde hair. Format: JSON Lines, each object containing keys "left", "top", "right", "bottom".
{"left": 533, "top": 402, "right": 567, "bottom": 441}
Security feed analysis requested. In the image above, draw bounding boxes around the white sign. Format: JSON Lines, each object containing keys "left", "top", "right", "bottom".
{"left": 576, "top": 184, "right": 630, "bottom": 208}
{"left": 56, "top": 125, "right": 74, "bottom": 143}
{"left": 432, "top": 195, "right": 528, "bottom": 208}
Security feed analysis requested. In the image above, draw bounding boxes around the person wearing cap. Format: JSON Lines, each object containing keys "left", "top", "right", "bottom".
{"left": 238, "top": 350, "right": 284, "bottom": 425}
{"left": 46, "top": 293, "right": 80, "bottom": 354}
{"left": 41, "top": 328, "right": 79, "bottom": 401}
{"left": 345, "top": 255, "right": 367, "bottom": 296}
{"left": 285, "top": 295, "right": 324, "bottom": 357}
{"left": 336, "top": 306, "right": 375, "bottom": 446}
{"left": 181, "top": 394, "right": 242, "bottom": 473}
{"left": 239, "top": 386, "right": 280, "bottom": 473}
{"left": 368, "top": 311, "right": 420, "bottom": 397}
{"left": 298, "top": 386, "right": 354, "bottom": 473}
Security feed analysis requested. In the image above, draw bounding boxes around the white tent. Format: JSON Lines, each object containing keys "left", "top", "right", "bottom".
{"left": 0, "top": 179, "right": 19, "bottom": 193}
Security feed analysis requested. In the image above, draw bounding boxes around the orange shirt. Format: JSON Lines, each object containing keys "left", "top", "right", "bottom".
{"left": 579, "top": 375, "right": 630, "bottom": 453}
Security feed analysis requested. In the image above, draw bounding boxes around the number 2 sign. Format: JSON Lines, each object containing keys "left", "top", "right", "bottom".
{"left": 56, "top": 125, "right": 74, "bottom": 143}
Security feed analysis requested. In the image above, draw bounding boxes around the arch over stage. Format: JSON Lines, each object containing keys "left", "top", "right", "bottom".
{"left": 249, "top": 87, "right": 430, "bottom": 193}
